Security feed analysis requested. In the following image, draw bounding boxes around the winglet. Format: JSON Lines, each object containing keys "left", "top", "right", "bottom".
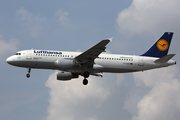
{"left": 109, "top": 37, "right": 113, "bottom": 42}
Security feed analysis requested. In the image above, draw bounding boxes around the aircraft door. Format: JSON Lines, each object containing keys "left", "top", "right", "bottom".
{"left": 26, "top": 50, "right": 32, "bottom": 60}
{"left": 138, "top": 57, "right": 144, "bottom": 66}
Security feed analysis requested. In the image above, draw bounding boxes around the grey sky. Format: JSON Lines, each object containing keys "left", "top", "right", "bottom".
{"left": 1, "top": 0, "right": 180, "bottom": 120}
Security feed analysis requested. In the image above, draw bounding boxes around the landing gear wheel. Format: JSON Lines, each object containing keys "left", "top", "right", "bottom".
{"left": 26, "top": 73, "right": 30, "bottom": 78}
{"left": 26, "top": 67, "right": 31, "bottom": 78}
{"left": 83, "top": 79, "right": 88, "bottom": 85}
{"left": 84, "top": 71, "right": 89, "bottom": 78}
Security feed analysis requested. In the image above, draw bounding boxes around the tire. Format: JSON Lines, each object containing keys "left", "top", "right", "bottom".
{"left": 26, "top": 73, "right": 30, "bottom": 78}
{"left": 83, "top": 79, "right": 88, "bottom": 85}
{"left": 84, "top": 72, "right": 89, "bottom": 78}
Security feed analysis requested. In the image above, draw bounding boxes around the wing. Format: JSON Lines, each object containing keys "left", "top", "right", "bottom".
{"left": 75, "top": 38, "right": 113, "bottom": 65}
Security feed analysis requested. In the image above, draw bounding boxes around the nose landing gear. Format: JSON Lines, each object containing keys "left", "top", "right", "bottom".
{"left": 26, "top": 68, "right": 31, "bottom": 78}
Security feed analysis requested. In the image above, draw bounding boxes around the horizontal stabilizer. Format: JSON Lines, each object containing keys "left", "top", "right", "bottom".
{"left": 154, "top": 54, "right": 175, "bottom": 63}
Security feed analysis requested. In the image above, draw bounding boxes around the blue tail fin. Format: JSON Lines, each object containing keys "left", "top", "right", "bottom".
{"left": 141, "top": 32, "right": 173, "bottom": 58}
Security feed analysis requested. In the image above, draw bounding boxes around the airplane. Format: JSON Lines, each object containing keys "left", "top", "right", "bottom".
{"left": 6, "top": 32, "right": 176, "bottom": 85}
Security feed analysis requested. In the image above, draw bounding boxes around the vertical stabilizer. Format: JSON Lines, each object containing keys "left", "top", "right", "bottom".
{"left": 141, "top": 32, "right": 173, "bottom": 58}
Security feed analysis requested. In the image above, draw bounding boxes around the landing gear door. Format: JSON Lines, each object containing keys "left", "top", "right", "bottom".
{"left": 138, "top": 57, "right": 144, "bottom": 66}
{"left": 26, "top": 50, "right": 32, "bottom": 60}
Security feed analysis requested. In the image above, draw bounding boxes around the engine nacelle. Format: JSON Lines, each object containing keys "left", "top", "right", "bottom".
{"left": 57, "top": 71, "right": 79, "bottom": 81}
{"left": 54, "top": 59, "right": 76, "bottom": 70}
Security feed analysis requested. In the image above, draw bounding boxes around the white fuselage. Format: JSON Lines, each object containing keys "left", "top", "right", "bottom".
{"left": 6, "top": 49, "right": 176, "bottom": 74}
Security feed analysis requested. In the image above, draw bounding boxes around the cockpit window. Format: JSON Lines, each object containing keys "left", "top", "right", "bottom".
{"left": 15, "top": 53, "right": 21, "bottom": 55}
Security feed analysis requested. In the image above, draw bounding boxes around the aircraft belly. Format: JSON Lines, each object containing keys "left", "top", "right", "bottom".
{"left": 95, "top": 68, "right": 139, "bottom": 73}
{"left": 11, "top": 60, "right": 56, "bottom": 69}
{"left": 33, "top": 61, "right": 56, "bottom": 69}
{"left": 94, "top": 60, "right": 139, "bottom": 73}
{"left": 30, "top": 57, "right": 58, "bottom": 69}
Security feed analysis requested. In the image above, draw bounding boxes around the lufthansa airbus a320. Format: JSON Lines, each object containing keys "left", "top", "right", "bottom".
{"left": 6, "top": 32, "right": 176, "bottom": 85}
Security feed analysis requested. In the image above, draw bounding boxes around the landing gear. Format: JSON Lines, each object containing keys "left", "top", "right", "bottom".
{"left": 84, "top": 71, "right": 89, "bottom": 78}
{"left": 83, "top": 79, "right": 88, "bottom": 85}
{"left": 26, "top": 67, "right": 31, "bottom": 78}
{"left": 83, "top": 71, "right": 89, "bottom": 85}
{"left": 26, "top": 73, "right": 30, "bottom": 78}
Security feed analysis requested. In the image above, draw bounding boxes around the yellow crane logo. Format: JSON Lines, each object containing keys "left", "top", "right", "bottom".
{"left": 157, "top": 39, "right": 169, "bottom": 51}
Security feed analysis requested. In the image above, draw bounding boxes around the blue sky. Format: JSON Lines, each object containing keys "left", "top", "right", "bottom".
{"left": 1, "top": 0, "right": 180, "bottom": 120}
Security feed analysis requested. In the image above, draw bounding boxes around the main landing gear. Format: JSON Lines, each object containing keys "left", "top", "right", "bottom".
{"left": 83, "top": 71, "right": 89, "bottom": 85}
{"left": 26, "top": 67, "right": 31, "bottom": 78}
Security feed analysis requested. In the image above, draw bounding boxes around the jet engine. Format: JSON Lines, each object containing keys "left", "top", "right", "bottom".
{"left": 57, "top": 71, "right": 78, "bottom": 81}
{"left": 54, "top": 59, "right": 80, "bottom": 70}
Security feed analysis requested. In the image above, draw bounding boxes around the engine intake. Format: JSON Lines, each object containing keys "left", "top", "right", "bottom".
{"left": 57, "top": 71, "right": 78, "bottom": 81}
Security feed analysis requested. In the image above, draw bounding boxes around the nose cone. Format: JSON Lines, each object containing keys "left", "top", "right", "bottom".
{"left": 6, "top": 57, "right": 11, "bottom": 64}
{"left": 6, "top": 56, "right": 14, "bottom": 65}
